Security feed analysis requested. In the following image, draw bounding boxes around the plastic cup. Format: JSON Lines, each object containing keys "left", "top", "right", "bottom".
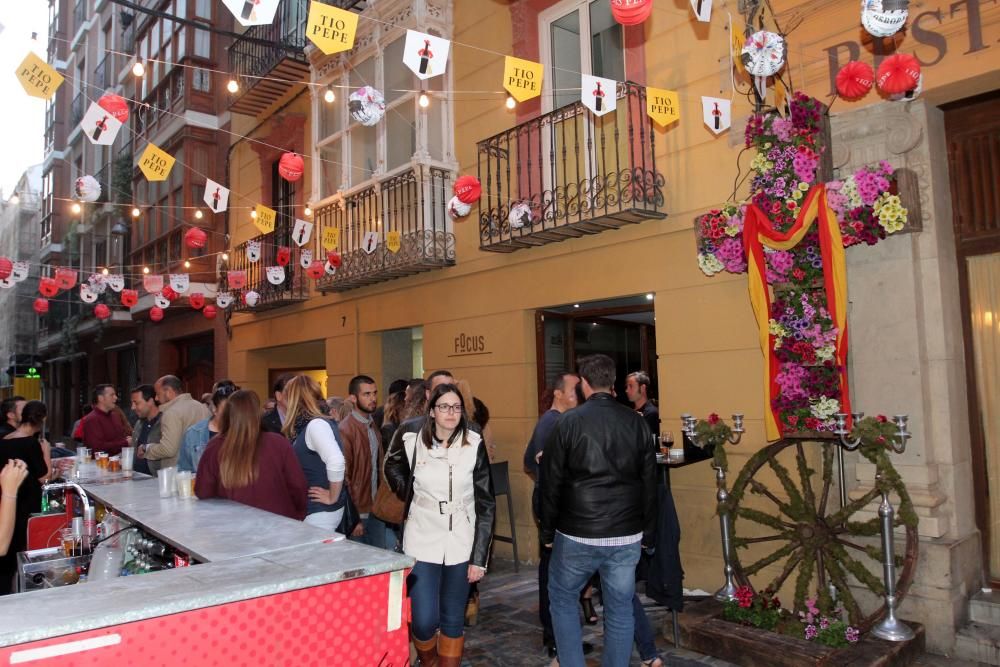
{"left": 158, "top": 467, "right": 177, "bottom": 498}
{"left": 120, "top": 446, "right": 135, "bottom": 476}
{"left": 176, "top": 471, "right": 193, "bottom": 498}
{"left": 60, "top": 528, "right": 76, "bottom": 556}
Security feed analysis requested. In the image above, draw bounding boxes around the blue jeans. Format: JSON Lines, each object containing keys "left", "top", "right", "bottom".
{"left": 349, "top": 514, "right": 398, "bottom": 550}
{"left": 548, "top": 533, "right": 641, "bottom": 667}
{"left": 633, "top": 593, "right": 658, "bottom": 661}
{"left": 408, "top": 560, "right": 471, "bottom": 641}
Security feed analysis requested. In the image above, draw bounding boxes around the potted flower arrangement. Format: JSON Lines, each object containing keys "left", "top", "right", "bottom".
{"left": 694, "top": 93, "right": 908, "bottom": 437}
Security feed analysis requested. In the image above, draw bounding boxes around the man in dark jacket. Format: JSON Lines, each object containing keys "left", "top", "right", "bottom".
{"left": 541, "top": 354, "right": 657, "bottom": 667}
{"left": 261, "top": 373, "right": 293, "bottom": 434}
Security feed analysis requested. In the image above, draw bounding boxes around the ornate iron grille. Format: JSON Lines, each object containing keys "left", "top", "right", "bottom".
{"left": 228, "top": 232, "right": 309, "bottom": 312}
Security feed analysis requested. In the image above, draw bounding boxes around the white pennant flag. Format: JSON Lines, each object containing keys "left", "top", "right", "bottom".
{"left": 702, "top": 97, "right": 731, "bottom": 135}
{"left": 292, "top": 218, "right": 313, "bottom": 247}
{"left": 690, "top": 0, "right": 713, "bottom": 22}
{"left": 266, "top": 266, "right": 286, "bottom": 285}
{"left": 403, "top": 30, "right": 451, "bottom": 80}
{"left": 581, "top": 75, "right": 617, "bottom": 116}
{"left": 299, "top": 249, "right": 313, "bottom": 269}
{"left": 222, "top": 0, "right": 280, "bottom": 27}
{"left": 204, "top": 179, "right": 230, "bottom": 214}
{"left": 81, "top": 101, "right": 124, "bottom": 146}
{"left": 169, "top": 273, "right": 190, "bottom": 293}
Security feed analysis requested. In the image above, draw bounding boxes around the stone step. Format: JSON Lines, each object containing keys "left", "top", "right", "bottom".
{"left": 954, "top": 622, "right": 1000, "bottom": 665}
{"left": 970, "top": 591, "right": 1000, "bottom": 626}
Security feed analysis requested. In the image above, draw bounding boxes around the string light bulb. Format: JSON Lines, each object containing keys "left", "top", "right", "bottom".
{"left": 324, "top": 87, "right": 335, "bottom": 103}
{"left": 304, "top": 205, "right": 312, "bottom": 217}
{"left": 71, "top": 202, "right": 82, "bottom": 214}
{"left": 227, "top": 79, "right": 239, "bottom": 94}
{"left": 101, "top": 267, "right": 109, "bottom": 276}
{"left": 132, "top": 61, "right": 145, "bottom": 77}
{"left": 194, "top": 209, "right": 203, "bottom": 220}
{"left": 250, "top": 210, "right": 257, "bottom": 219}
{"left": 184, "top": 260, "right": 191, "bottom": 269}
{"left": 142, "top": 266, "right": 150, "bottom": 274}
{"left": 505, "top": 95, "right": 516, "bottom": 110}
{"left": 131, "top": 207, "right": 141, "bottom": 218}
{"left": 418, "top": 91, "right": 429, "bottom": 108}
{"left": 9, "top": 194, "right": 19, "bottom": 205}
{"left": 222, "top": 253, "right": 229, "bottom": 261}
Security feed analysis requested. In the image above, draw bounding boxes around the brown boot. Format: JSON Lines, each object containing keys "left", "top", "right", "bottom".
{"left": 464, "top": 590, "right": 480, "bottom": 626}
{"left": 437, "top": 634, "right": 464, "bottom": 667}
{"left": 413, "top": 631, "right": 438, "bottom": 667}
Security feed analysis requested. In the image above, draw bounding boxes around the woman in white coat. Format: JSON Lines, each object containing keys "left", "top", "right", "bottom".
{"left": 385, "top": 383, "right": 495, "bottom": 667}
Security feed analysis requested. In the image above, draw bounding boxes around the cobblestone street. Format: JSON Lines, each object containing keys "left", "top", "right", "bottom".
{"left": 463, "top": 558, "right": 985, "bottom": 667}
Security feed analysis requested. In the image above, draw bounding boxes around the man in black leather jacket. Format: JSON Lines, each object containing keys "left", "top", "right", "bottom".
{"left": 541, "top": 354, "right": 657, "bottom": 667}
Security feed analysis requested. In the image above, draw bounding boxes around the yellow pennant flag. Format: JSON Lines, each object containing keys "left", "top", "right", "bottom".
{"left": 307, "top": 1, "right": 358, "bottom": 55}
{"left": 386, "top": 230, "right": 401, "bottom": 254}
{"left": 16, "top": 52, "right": 64, "bottom": 100}
{"left": 732, "top": 28, "right": 747, "bottom": 77}
{"left": 254, "top": 204, "right": 276, "bottom": 234}
{"left": 322, "top": 227, "right": 340, "bottom": 250}
{"left": 503, "top": 56, "right": 544, "bottom": 103}
{"left": 138, "top": 143, "right": 176, "bottom": 182}
{"left": 646, "top": 87, "right": 680, "bottom": 127}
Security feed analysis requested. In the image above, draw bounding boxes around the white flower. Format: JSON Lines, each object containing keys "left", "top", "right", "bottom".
{"left": 815, "top": 345, "right": 836, "bottom": 362}
{"left": 698, "top": 253, "right": 725, "bottom": 276}
{"left": 810, "top": 396, "right": 841, "bottom": 420}
{"left": 841, "top": 177, "right": 862, "bottom": 209}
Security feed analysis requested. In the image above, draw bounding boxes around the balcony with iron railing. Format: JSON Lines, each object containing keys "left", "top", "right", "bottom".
{"left": 73, "top": 0, "right": 86, "bottom": 32}
{"left": 228, "top": 232, "right": 310, "bottom": 312}
{"left": 314, "top": 164, "right": 455, "bottom": 293}
{"left": 93, "top": 54, "right": 113, "bottom": 91}
{"left": 70, "top": 92, "right": 85, "bottom": 126}
{"left": 227, "top": 0, "right": 366, "bottom": 115}
{"left": 477, "top": 81, "right": 666, "bottom": 253}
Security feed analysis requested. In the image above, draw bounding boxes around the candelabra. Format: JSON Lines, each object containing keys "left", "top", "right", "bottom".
{"left": 833, "top": 411, "right": 914, "bottom": 642}
{"left": 682, "top": 413, "right": 744, "bottom": 601}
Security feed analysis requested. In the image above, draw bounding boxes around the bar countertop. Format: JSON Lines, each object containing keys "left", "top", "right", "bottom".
{"left": 0, "top": 475, "right": 413, "bottom": 648}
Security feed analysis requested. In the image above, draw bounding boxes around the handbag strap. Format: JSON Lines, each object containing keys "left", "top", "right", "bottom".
{"left": 400, "top": 439, "right": 419, "bottom": 534}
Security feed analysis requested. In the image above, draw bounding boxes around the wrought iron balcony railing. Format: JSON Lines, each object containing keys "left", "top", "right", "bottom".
{"left": 227, "top": 0, "right": 367, "bottom": 115}
{"left": 228, "top": 233, "right": 310, "bottom": 312}
{"left": 70, "top": 92, "right": 85, "bottom": 127}
{"left": 477, "top": 81, "right": 666, "bottom": 253}
{"left": 315, "top": 165, "right": 455, "bottom": 292}
{"left": 94, "top": 54, "right": 112, "bottom": 91}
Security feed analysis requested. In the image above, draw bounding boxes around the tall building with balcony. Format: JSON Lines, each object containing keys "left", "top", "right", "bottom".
{"left": 39, "top": 0, "right": 233, "bottom": 437}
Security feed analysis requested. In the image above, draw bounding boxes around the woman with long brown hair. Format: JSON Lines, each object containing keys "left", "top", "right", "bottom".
{"left": 195, "top": 390, "right": 307, "bottom": 520}
{"left": 282, "top": 375, "right": 348, "bottom": 532}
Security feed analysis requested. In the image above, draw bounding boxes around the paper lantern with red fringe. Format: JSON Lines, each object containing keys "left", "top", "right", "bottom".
{"left": 184, "top": 226, "right": 208, "bottom": 249}
{"left": 54, "top": 268, "right": 77, "bottom": 290}
{"left": 203, "top": 305, "right": 217, "bottom": 319}
{"left": 278, "top": 152, "right": 304, "bottom": 182}
{"left": 453, "top": 176, "right": 481, "bottom": 204}
{"left": 0, "top": 257, "right": 11, "bottom": 281}
{"left": 836, "top": 61, "right": 875, "bottom": 100}
{"left": 94, "top": 304, "right": 111, "bottom": 320}
{"left": 98, "top": 93, "right": 129, "bottom": 123}
{"left": 150, "top": 306, "right": 164, "bottom": 322}
{"left": 189, "top": 293, "right": 205, "bottom": 310}
{"left": 611, "top": 0, "right": 653, "bottom": 26}
{"left": 276, "top": 246, "right": 291, "bottom": 267}
{"left": 161, "top": 285, "right": 178, "bottom": 301}
{"left": 39, "top": 277, "right": 59, "bottom": 297}
{"left": 121, "top": 289, "right": 138, "bottom": 308}
{"left": 326, "top": 250, "right": 342, "bottom": 268}
{"left": 306, "top": 262, "right": 325, "bottom": 280}
{"left": 876, "top": 54, "right": 921, "bottom": 95}
{"left": 33, "top": 298, "right": 49, "bottom": 315}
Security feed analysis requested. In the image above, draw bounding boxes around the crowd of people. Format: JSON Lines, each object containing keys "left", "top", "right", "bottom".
{"left": 0, "top": 354, "right": 664, "bottom": 666}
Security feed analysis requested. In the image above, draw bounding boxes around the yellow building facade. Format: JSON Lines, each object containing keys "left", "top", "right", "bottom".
{"left": 226, "top": 0, "right": 1000, "bottom": 654}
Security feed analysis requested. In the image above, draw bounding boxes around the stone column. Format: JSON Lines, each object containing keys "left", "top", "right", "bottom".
{"left": 831, "top": 100, "right": 981, "bottom": 652}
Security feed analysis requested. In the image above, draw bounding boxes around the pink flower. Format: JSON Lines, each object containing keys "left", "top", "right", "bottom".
{"left": 708, "top": 413, "right": 720, "bottom": 425}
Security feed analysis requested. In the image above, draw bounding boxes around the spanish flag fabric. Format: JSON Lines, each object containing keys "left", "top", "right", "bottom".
{"left": 742, "top": 185, "right": 851, "bottom": 441}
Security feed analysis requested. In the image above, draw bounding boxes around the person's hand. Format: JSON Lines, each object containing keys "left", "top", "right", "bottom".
{"left": 136, "top": 444, "right": 146, "bottom": 458}
{"left": 467, "top": 564, "right": 486, "bottom": 583}
{"left": 0, "top": 459, "right": 29, "bottom": 498}
{"left": 351, "top": 523, "right": 365, "bottom": 537}
{"left": 308, "top": 486, "right": 333, "bottom": 504}
{"left": 535, "top": 451, "right": 543, "bottom": 464}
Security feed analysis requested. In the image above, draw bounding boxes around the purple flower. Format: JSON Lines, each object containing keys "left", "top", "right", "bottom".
{"left": 772, "top": 117, "right": 794, "bottom": 142}
{"left": 805, "top": 624, "right": 818, "bottom": 640}
{"left": 819, "top": 617, "right": 830, "bottom": 629}
{"left": 845, "top": 627, "right": 860, "bottom": 643}
{"left": 716, "top": 237, "right": 747, "bottom": 273}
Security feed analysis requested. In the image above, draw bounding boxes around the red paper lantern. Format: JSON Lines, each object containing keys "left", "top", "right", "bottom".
{"left": 97, "top": 93, "right": 129, "bottom": 123}
{"left": 0, "top": 257, "right": 11, "bottom": 281}
{"left": 150, "top": 306, "right": 164, "bottom": 322}
{"left": 453, "top": 176, "right": 481, "bottom": 205}
{"left": 326, "top": 250, "right": 342, "bottom": 268}
{"left": 278, "top": 152, "right": 304, "bottom": 182}
{"left": 836, "top": 61, "right": 875, "bottom": 100}
{"left": 162, "top": 285, "right": 178, "bottom": 301}
{"left": 39, "top": 277, "right": 59, "bottom": 297}
{"left": 94, "top": 303, "right": 111, "bottom": 320}
{"left": 189, "top": 293, "right": 205, "bottom": 310}
{"left": 306, "top": 262, "right": 325, "bottom": 280}
{"left": 876, "top": 54, "right": 921, "bottom": 95}
{"left": 202, "top": 305, "right": 217, "bottom": 320}
{"left": 121, "top": 289, "right": 138, "bottom": 308}
{"left": 184, "top": 226, "right": 208, "bottom": 249}
{"left": 227, "top": 270, "right": 247, "bottom": 290}
{"left": 33, "top": 298, "right": 49, "bottom": 315}
{"left": 276, "top": 246, "right": 291, "bottom": 267}
{"left": 610, "top": 0, "right": 653, "bottom": 26}
{"left": 54, "top": 268, "right": 77, "bottom": 290}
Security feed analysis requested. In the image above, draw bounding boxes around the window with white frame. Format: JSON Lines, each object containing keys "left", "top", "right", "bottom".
{"left": 314, "top": 33, "right": 449, "bottom": 201}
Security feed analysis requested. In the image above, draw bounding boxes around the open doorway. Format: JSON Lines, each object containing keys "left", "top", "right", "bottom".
{"left": 535, "top": 294, "right": 656, "bottom": 414}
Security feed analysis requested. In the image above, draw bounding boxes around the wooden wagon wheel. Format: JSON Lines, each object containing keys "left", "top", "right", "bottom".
{"left": 723, "top": 437, "right": 918, "bottom": 633}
